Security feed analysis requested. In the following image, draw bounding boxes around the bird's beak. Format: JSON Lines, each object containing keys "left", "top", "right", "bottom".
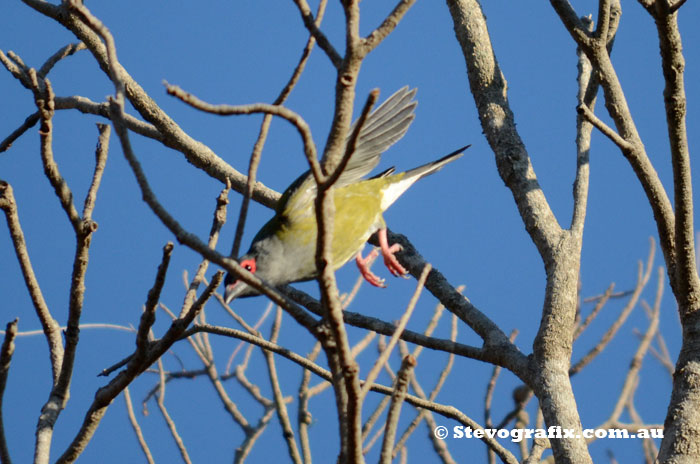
{"left": 224, "top": 281, "right": 243, "bottom": 304}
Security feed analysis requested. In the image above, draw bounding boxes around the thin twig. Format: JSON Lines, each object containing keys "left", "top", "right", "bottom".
{"left": 180, "top": 181, "right": 230, "bottom": 318}
{"left": 54, "top": 95, "right": 162, "bottom": 141}
{"left": 0, "top": 323, "right": 134, "bottom": 339}
{"left": 574, "top": 283, "right": 615, "bottom": 340}
{"left": 291, "top": 0, "right": 342, "bottom": 68}
{"left": 583, "top": 289, "right": 634, "bottom": 303}
{"left": 123, "top": 387, "right": 154, "bottom": 464}
{"left": 38, "top": 42, "right": 87, "bottom": 78}
{"left": 135, "top": 243, "right": 174, "bottom": 363}
{"left": 393, "top": 315, "right": 460, "bottom": 463}
{"left": 362, "top": 0, "right": 417, "bottom": 55}
{"left": 625, "top": 380, "right": 659, "bottom": 463}
{"left": 234, "top": 406, "right": 277, "bottom": 464}
{"left": 30, "top": 72, "right": 82, "bottom": 229}
{"left": 362, "top": 264, "right": 431, "bottom": 397}
{"left": 155, "top": 358, "right": 192, "bottom": 464}
{"left": 576, "top": 103, "right": 635, "bottom": 152}
{"left": 82, "top": 124, "right": 110, "bottom": 220}
{"left": 485, "top": 330, "right": 519, "bottom": 463}
{"left": 225, "top": 302, "right": 273, "bottom": 374}
{"left": 298, "top": 342, "right": 322, "bottom": 464}
{"left": 570, "top": 240, "right": 655, "bottom": 375}
{"left": 591, "top": 270, "right": 663, "bottom": 448}
{"left": 571, "top": 13, "right": 597, "bottom": 233}
{"left": 166, "top": 83, "right": 322, "bottom": 184}
{"left": 0, "top": 112, "right": 40, "bottom": 153}
{"left": 187, "top": 325, "right": 518, "bottom": 462}
{"left": 379, "top": 355, "right": 416, "bottom": 464}
{"left": 609, "top": 267, "right": 664, "bottom": 423}
{"left": 264, "top": 308, "right": 303, "bottom": 464}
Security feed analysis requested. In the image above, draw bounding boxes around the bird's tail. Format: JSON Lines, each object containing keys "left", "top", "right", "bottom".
{"left": 380, "top": 145, "right": 470, "bottom": 211}
{"left": 403, "top": 144, "right": 470, "bottom": 181}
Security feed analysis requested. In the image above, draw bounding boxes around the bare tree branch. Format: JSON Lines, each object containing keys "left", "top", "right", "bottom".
{"left": 0, "top": 112, "right": 39, "bottom": 153}
{"left": 123, "top": 387, "right": 154, "bottom": 464}
{"left": 362, "top": 0, "right": 417, "bottom": 55}
{"left": 298, "top": 342, "right": 322, "bottom": 464}
{"left": 264, "top": 308, "right": 303, "bottom": 464}
{"left": 574, "top": 283, "right": 614, "bottom": 340}
{"left": 155, "top": 358, "right": 192, "bottom": 464}
{"left": 570, "top": 239, "right": 655, "bottom": 375}
{"left": 0, "top": 181, "right": 64, "bottom": 382}
{"left": 576, "top": 103, "right": 634, "bottom": 152}
{"left": 361, "top": 264, "right": 430, "bottom": 397}
{"left": 0, "top": 319, "right": 18, "bottom": 464}
{"left": 291, "top": 0, "right": 342, "bottom": 68}
{"left": 165, "top": 84, "right": 323, "bottom": 184}
{"left": 22, "top": 0, "right": 281, "bottom": 208}
{"left": 379, "top": 355, "right": 416, "bottom": 464}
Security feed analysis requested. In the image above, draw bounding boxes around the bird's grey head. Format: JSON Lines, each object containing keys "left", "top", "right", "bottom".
{"left": 223, "top": 237, "right": 288, "bottom": 303}
{"left": 223, "top": 254, "right": 258, "bottom": 302}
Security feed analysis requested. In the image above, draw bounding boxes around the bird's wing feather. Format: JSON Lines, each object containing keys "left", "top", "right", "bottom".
{"left": 275, "top": 87, "right": 417, "bottom": 216}
{"left": 335, "top": 86, "right": 417, "bottom": 187}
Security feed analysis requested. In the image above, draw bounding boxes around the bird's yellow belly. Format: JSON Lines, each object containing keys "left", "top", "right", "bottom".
{"left": 276, "top": 181, "right": 386, "bottom": 278}
{"left": 330, "top": 186, "right": 385, "bottom": 268}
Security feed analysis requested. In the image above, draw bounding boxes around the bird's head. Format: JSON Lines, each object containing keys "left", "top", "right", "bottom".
{"left": 223, "top": 233, "right": 290, "bottom": 302}
{"left": 223, "top": 216, "right": 317, "bottom": 303}
{"left": 223, "top": 255, "right": 259, "bottom": 303}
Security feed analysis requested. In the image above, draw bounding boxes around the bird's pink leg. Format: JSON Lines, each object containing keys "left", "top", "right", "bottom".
{"left": 355, "top": 248, "right": 386, "bottom": 288}
{"left": 378, "top": 228, "right": 407, "bottom": 277}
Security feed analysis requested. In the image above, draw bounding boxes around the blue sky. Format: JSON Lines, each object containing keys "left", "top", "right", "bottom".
{"left": 1, "top": 0, "right": 698, "bottom": 462}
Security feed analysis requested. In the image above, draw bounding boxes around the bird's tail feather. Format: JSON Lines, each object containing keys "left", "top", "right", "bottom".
{"left": 379, "top": 145, "right": 470, "bottom": 211}
{"left": 402, "top": 145, "right": 470, "bottom": 181}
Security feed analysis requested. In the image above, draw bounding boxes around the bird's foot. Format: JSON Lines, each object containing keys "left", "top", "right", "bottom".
{"left": 355, "top": 249, "right": 386, "bottom": 288}
{"left": 378, "top": 228, "right": 408, "bottom": 277}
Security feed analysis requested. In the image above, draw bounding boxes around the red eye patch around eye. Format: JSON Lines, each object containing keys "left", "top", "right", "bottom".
{"left": 240, "top": 258, "right": 256, "bottom": 274}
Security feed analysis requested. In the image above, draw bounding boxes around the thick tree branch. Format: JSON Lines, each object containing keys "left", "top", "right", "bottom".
{"left": 551, "top": 0, "right": 677, "bottom": 294}
{"left": 446, "top": 0, "right": 563, "bottom": 264}
{"left": 651, "top": 2, "right": 699, "bottom": 316}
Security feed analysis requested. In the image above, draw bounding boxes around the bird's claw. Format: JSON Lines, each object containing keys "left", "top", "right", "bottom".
{"left": 356, "top": 249, "right": 387, "bottom": 288}
{"left": 356, "top": 229, "right": 408, "bottom": 287}
{"left": 362, "top": 271, "right": 387, "bottom": 288}
{"left": 382, "top": 243, "right": 407, "bottom": 277}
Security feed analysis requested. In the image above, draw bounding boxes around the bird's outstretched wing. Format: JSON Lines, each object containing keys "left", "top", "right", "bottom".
{"left": 275, "top": 87, "right": 417, "bottom": 218}
{"left": 335, "top": 86, "right": 417, "bottom": 187}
